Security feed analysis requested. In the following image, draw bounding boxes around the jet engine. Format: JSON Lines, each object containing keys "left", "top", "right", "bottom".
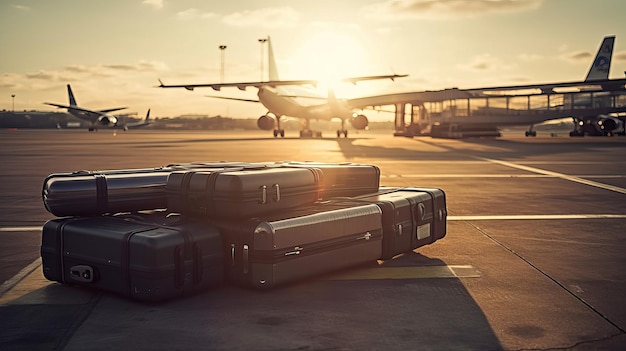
{"left": 98, "top": 115, "right": 117, "bottom": 126}
{"left": 350, "top": 114, "right": 369, "bottom": 130}
{"left": 594, "top": 115, "right": 622, "bottom": 135}
{"left": 257, "top": 115, "right": 275, "bottom": 130}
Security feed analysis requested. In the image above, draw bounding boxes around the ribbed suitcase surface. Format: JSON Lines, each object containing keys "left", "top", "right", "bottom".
{"left": 42, "top": 161, "right": 256, "bottom": 217}
{"left": 40, "top": 212, "right": 224, "bottom": 301}
{"left": 350, "top": 187, "right": 447, "bottom": 260}
{"left": 215, "top": 202, "right": 383, "bottom": 289}
{"left": 167, "top": 167, "right": 323, "bottom": 218}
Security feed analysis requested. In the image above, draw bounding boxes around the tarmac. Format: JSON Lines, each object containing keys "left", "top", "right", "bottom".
{"left": 1, "top": 128, "right": 625, "bottom": 350}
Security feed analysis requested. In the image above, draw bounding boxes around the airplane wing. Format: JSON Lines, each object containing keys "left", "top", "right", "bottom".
{"left": 341, "top": 74, "right": 408, "bottom": 84}
{"left": 44, "top": 102, "right": 73, "bottom": 109}
{"left": 158, "top": 79, "right": 318, "bottom": 91}
{"left": 205, "top": 95, "right": 260, "bottom": 103}
{"left": 158, "top": 74, "right": 407, "bottom": 91}
{"left": 98, "top": 107, "right": 128, "bottom": 114}
{"left": 44, "top": 102, "right": 127, "bottom": 115}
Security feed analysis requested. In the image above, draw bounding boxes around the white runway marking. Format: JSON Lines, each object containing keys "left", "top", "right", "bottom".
{"left": 479, "top": 157, "right": 626, "bottom": 194}
{"left": 0, "top": 258, "right": 41, "bottom": 297}
{"left": 0, "top": 227, "right": 42, "bottom": 232}
{"left": 381, "top": 174, "right": 626, "bottom": 178}
{"left": 449, "top": 214, "right": 626, "bottom": 221}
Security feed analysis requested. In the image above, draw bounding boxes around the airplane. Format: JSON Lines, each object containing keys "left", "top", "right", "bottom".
{"left": 157, "top": 37, "right": 407, "bottom": 138}
{"left": 116, "top": 109, "right": 153, "bottom": 131}
{"left": 44, "top": 84, "right": 127, "bottom": 132}
{"left": 355, "top": 35, "right": 626, "bottom": 138}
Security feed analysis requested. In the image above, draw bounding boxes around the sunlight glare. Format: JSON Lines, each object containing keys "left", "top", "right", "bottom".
{"left": 294, "top": 33, "right": 369, "bottom": 96}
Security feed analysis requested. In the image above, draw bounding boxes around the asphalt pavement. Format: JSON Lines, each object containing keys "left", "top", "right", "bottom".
{"left": 1, "top": 128, "right": 625, "bottom": 350}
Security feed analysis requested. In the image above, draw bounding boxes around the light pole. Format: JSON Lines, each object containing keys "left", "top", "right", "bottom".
{"left": 11, "top": 94, "right": 15, "bottom": 112}
{"left": 218, "top": 45, "right": 227, "bottom": 83}
{"left": 258, "top": 38, "right": 267, "bottom": 81}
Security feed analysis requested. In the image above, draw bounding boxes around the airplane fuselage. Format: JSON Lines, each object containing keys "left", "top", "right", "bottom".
{"left": 258, "top": 87, "right": 353, "bottom": 121}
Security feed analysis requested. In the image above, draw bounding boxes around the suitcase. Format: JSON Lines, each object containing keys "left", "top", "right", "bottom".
{"left": 42, "top": 161, "right": 255, "bottom": 217}
{"left": 352, "top": 187, "right": 447, "bottom": 260}
{"left": 40, "top": 212, "right": 224, "bottom": 301}
{"left": 166, "top": 167, "right": 323, "bottom": 218}
{"left": 215, "top": 202, "right": 383, "bottom": 289}
{"left": 273, "top": 161, "right": 380, "bottom": 198}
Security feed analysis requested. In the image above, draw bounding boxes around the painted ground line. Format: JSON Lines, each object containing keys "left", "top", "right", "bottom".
{"left": 0, "top": 226, "right": 43, "bottom": 232}
{"left": 449, "top": 214, "right": 626, "bottom": 221}
{"left": 0, "top": 258, "right": 41, "bottom": 298}
{"left": 382, "top": 174, "right": 626, "bottom": 178}
{"left": 478, "top": 157, "right": 626, "bottom": 194}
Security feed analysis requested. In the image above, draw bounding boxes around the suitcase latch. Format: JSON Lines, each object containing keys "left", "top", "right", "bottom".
{"left": 259, "top": 185, "right": 267, "bottom": 204}
{"left": 285, "top": 246, "right": 303, "bottom": 256}
{"left": 358, "top": 232, "right": 372, "bottom": 241}
{"left": 69, "top": 265, "right": 94, "bottom": 283}
{"left": 272, "top": 184, "right": 280, "bottom": 202}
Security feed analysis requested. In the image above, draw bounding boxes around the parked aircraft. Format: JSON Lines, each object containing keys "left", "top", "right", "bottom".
{"left": 45, "top": 84, "right": 127, "bottom": 132}
{"left": 117, "top": 109, "right": 153, "bottom": 131}
{"left": 157, "top": 37, "right": 407, "bottom": 138}
{"left": 360, "top": 35, "right": 626, "bottom": 138}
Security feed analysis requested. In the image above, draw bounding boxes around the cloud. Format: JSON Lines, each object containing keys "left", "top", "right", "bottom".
{"left": 176, "top": 8, "right": 218, "bottom": 20}
{"left": 142, "top": 0, "right": 163, "bottom": 10}
{"left": 614, "top": 51, "right": 626, "bottom": 62}
{"left": 360, "top": 0, "right": 543, "bottom": 20}
{"left": 11, "top": 4, "right": 30, "bottom": 11}
{"left": 222, "top": 7, "right": 300, "bottom": 28}
{"left": 518, "top": 53, "right": 543, "bottom": 62}
{"left": 563, "top": 51, "right": 592, "bottom": 63}
{"left": 457, "top": 53, "right": 515, "bottom": 72}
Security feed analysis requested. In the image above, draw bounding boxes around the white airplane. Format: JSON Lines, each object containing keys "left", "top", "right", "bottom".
{"left": 45, "top": 84, "right": 128, "bottom": 132}
{"left": 116, "top": 109, "right": 153, "bottom": 131}
{"left": 158, "top": 37, "right": 407, "bottom": 138}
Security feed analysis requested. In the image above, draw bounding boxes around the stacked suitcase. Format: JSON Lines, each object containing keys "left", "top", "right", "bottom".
{"left": 40, "top": 161, "right": 447, "bottom": 301}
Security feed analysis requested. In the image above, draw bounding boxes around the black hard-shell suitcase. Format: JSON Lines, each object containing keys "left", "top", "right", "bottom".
{"left": 215, "top": 202, "right": 383, "bottom": 289}
{"left": 40, "top": 212, "right": 224, "bottom": 301}
{"left": 166, "top": 167, "right": 323, "bottom": 218}
{"left": 350, "top": 187, "right": 447, "bottom": 260}
{"left": 273, "top": 161, "right": 380, "bottom": 198}
{"left": 42, "top": 161, "right": 254, "bottom": 217}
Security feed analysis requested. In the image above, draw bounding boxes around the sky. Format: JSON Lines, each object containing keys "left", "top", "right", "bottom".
{"left": 1, "top": 0, "right": 626, "bottom": 120}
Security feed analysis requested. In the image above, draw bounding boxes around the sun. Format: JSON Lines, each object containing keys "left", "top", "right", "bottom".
{"left": 293, "top": 33, "right": 369, "bottom": 94}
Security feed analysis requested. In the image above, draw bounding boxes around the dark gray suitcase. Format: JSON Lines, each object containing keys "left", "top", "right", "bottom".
{"left": 352, "top": 187, "right": 447, "bottom": 260}
{"left": 215, "top": 202, "right": 383, "bottom": 289}
{"left": 42, "top": 161, "right": 253, "bottom": 217}
{"left": 274, "top": 161, "right": 380, "bottom": 198}
{"left": 167, "top": 167, "right": 323, "bottom": 218}
{"left": 40, "top": 212, "right": 224, "bottom": 301}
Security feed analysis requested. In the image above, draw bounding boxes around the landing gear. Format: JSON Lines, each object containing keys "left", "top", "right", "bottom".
{"left": 525, "top": 124, "right": 536, "bottom": 137}
{"left": 273, "top": 115, "right": 284, "bottom": 138}
{"left": 299, "top": 119, "right": 322, "bottom": 138}
{"left": 336, "top": 119, "right": 348, "bottom": 138}
{"left": 300, "top": 129, "right": 322, "bottom": 138}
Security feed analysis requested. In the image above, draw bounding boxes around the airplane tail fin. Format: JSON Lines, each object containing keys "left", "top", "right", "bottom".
{"left": 145, "top": 109, "right": 151, "bottom": 121}
{"left": 585, "top": 35, "right": 614, "bottom": 81}
{"left": 267, "top": 37, "right": 280, "bottom": 81}
{"left": 67, "top": 84, "right": 78, "bottom": 106}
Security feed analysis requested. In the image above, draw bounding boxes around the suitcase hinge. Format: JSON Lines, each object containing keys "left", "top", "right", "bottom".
{"left": 285, "top": 246, "right": 303, "bottom": 256}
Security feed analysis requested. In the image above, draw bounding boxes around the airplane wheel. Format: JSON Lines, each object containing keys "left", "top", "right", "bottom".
{"left": 343, "top": 130, "right": 348, "bottom": 138}
{"left": 280, "top": 129, "right": 285, "bottom": 137}
{"left": 337, "top": 130, "right": 341, "bottom": 138}
{"left": 273, "top": 130, "right": 278, "bottom": 137}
